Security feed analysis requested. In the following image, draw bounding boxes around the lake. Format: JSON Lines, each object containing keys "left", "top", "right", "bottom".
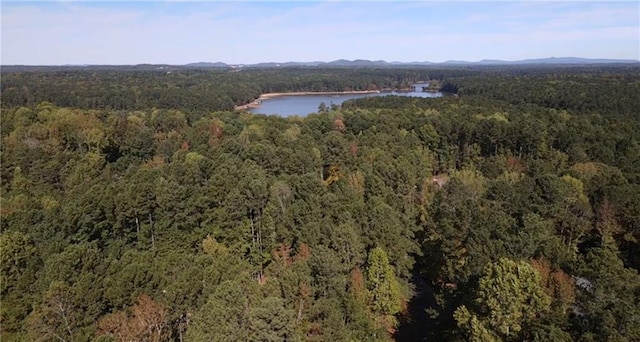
{"left": 248, "top": 91, "right": 443, "bottom": 117}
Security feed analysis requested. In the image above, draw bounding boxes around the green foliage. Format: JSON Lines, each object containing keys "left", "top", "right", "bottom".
{"left": 453, "top": 306, "right": 500, "bottom": 342}
{"left": 455, "top": 258, "right": 551, "bottom": 341}
{"left": 26, "top": 281, "right": 87, "bottom": 342}
{"left": 1, "top": 65, "right": 639, "bottom": 341}
{"left": 248, "top": 297, "right": 299, "bottom": 342}
{"left": 572, "top": 244, "right": 640, "bottom": 341}
{"left": 367, "top": 247, "right": 402, "bottom": 316}
{"left": 0, "top": 231, "right": 39, "bottom": 294}
{"left": 185, "top": 275, "right": 263, "bottom": 341}
{"left": 0, "top": 231, "right": 41, "bottom": 334}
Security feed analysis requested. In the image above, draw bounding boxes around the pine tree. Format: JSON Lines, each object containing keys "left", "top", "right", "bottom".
{"left": 366, "top": 247, "right": 402, "bottom": 337}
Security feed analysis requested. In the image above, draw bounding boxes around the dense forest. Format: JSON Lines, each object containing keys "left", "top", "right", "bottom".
{"left": 0, "top": 67, "right": 471, "bottom": 116}
{"left": 1, "top": 65, "right": 639, "bottom": 341}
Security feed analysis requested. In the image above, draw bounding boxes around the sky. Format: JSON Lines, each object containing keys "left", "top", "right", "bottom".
{"left": 1, "top": 1, "right": 639, "bottom": 65}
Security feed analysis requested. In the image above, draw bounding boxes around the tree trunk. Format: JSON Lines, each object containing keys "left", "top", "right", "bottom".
{"left": 149, "top": 212, "right": 155, "bottom": 250}
{"left": 57, "top": 302, "right": 73, "bottom": 340}
{"left": 135, "top": 214, "right": 140, "bottom": 242}
{"left": 250, "top": 210, "right": 256, "bottom": 246}
{"left": 296, "top": 299, "right": 304, "bottom": 324}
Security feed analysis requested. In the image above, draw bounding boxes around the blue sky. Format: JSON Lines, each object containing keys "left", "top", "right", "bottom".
{"left": 2, "top": 1, "right": 639, "bottom": 65}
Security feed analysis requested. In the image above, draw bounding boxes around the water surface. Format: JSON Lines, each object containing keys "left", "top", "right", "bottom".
{"left": 249, "top": 91, "right": 442, "bottom": 117}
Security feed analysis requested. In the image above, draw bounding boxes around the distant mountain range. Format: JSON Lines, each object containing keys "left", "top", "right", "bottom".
{"left": 3, "top": 58, "right": 638, "bottom": 71}
{"left": 184, "top": 57, "right": 639, "bottom": 68}
{"left": 184, "top": 62, "right": 229, "bottom": 68}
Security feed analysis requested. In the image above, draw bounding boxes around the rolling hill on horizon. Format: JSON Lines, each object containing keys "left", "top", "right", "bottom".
{"left": 3, "top": 57, "right": 639, "bottom": 68}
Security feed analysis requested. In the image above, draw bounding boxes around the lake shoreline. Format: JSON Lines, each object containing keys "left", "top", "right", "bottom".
{"left": 234, "top": 90, "right": 381, "bottom": 111}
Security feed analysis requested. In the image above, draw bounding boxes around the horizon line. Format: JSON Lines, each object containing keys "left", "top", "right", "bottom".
{"left": 3, "top": 56, "right": 640, "bottom": 67}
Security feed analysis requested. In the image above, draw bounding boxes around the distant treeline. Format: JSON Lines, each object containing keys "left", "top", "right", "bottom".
{"left": 1, "top": 67, "right": 473, "bottom": 115}
{"left": 3, "top": 64, "right": 637, "bottom": 118}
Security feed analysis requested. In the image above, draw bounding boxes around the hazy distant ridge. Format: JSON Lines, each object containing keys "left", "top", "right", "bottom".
{"left": 188, "top": 57, "right": 639, "bottom": 68}
{"left": 184, "top": 62, "right": 229, "bottom": 67}
{"left": 3, "top": 57, "right": 638, "bottom": 70}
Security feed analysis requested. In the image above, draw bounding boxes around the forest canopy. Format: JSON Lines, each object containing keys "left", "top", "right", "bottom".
{"left": 1, "top": 64, "right": 639, "bottom": 341}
